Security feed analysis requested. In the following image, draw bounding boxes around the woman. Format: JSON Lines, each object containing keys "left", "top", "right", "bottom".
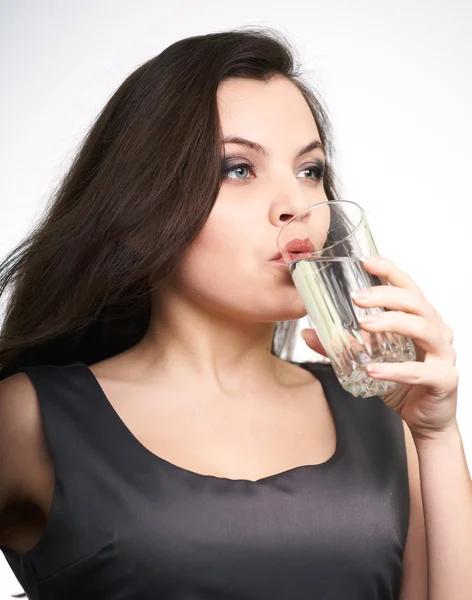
{"left": 0, "top": 27, "right": 469, "bottom": 600}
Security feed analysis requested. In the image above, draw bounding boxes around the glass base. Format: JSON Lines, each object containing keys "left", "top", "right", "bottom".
{"left": 329, "top": 337, "right": 417, "bottom": 399}
{"left": 334, "top": 365, "right": 400, "bottom": 398}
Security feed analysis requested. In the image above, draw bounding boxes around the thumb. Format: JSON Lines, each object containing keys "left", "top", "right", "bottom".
{"left": 300, "top": 328, "right": 329, "bottom": 358}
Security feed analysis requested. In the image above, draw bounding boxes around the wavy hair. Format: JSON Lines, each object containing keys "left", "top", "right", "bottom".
{"left": 0, "top": 28, "right": 339, "bottom": 380}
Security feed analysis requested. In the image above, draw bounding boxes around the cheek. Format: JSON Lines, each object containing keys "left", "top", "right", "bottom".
{"left": 187, "top": 201, "right": 260, "bottom": 273}
{"left": 312, "top": 203, "right": 331, "bottom": 250}
{"left": 192, "top": 212, "right": 243, "bottom": 266}
{"left": 171, "top": 207, "right": 308, "bottom": 322}
{"left": 177, "top": 214, "right": 251, "bottom": 294}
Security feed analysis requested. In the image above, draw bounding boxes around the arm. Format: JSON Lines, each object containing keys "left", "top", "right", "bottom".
{"left": 400, "top": 417, "right": 472, "bottom": 600}
{"left": 399, "top": 420, "right": 428, "bottom": 600}
{"left": 345, "top": 256, "right": 471, "bottom": 598}
{"left": 415, "top": 420, "right": 472, "bottom": 600}
{"left": 0, "top": 373, "right": 48, "bottom": 546}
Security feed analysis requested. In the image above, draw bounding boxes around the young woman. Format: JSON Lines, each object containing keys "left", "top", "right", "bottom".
{"left": 0, "top": 27, "right": 469, "bottom": 600}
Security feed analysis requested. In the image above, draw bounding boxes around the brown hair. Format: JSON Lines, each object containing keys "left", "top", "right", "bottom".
{"left": 3, "top": 24, "right": 341, "bottom": 599}
{"left": 0, "top": 27, "right": 339, "bottom": 383}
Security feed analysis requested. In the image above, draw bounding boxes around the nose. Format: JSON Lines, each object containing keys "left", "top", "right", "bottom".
{"left": 269, "top": 180, "right": 322, "bottom": 227}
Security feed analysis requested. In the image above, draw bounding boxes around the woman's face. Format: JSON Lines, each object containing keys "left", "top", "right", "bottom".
{"left": 173, "top": 74, "right": 329, "bottom": 324}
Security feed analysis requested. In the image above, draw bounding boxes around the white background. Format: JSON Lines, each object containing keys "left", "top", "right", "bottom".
{"left": 1, "top": 0, "right": 471, "bottom": 596}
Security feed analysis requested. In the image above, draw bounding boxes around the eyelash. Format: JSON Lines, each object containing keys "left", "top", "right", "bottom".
{"left": 221, "top": 160, "right": 325, "bottom": 183}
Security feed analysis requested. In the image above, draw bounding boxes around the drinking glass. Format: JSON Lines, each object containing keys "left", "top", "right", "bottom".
{"left": 276, "top": 200, "right": 416, "bottom": 398}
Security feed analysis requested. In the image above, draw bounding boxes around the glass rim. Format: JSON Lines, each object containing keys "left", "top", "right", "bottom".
{"left": 276, "top": 199, "right": 366, "bottom": 257}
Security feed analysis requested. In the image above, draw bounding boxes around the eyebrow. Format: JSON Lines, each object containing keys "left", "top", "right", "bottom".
{"left": 222, "top": 136, "right": 325, "bottom": 159}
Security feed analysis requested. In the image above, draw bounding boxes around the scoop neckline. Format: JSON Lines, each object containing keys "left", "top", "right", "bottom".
{"left": 75, "top": 360, "right": 343, "bottom": 484}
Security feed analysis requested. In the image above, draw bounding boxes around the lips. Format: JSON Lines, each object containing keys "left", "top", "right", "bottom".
{"left": 270, "top": 237, "right": 315, "bottom": 261}
{"left": 285, "top": 237, "right": 316, "bottom": 254}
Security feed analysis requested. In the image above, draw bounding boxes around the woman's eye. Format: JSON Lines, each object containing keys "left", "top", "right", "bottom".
{"left": 220, "top": 160, "right": 325, "bottom": 182}
{"left": 222, "top": 163, "right": 254, "bottom": 180}
{"left": 299, "top": 161, "right": 325, "bottom": 181}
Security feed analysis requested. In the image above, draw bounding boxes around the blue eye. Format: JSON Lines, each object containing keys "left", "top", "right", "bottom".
{"left": 221, "top": 162, "right": 255, "bottom": 180}
{"left": 220, "top": 160, "right": 325, "bottom": 182}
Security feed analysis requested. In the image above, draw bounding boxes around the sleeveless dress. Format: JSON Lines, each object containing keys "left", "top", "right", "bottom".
{"left": 1, "top": 360, "right": 409, "bottom": 599}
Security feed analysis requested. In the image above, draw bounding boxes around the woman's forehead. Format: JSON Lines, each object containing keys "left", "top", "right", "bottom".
{"left": 217, "top": 77, "right": 319, "bottom": 144}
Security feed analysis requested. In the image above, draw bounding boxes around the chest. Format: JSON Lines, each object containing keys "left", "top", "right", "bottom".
{"left": 2, "top": 362, "right": 410, "bottom": 600}
{"left": 99, "top": 375, "right": 337, "bottom": 481}
{"left": 31, "top": 458, "right": 406, "bottom": 600}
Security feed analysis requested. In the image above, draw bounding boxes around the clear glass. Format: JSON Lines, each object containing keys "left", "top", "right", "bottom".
{"left": 277, "top": 200, "right": 416, "bottom": 398}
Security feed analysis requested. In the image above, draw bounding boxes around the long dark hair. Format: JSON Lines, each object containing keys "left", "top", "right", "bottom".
{"left": 4, "top": 25, "right": 341, "bottom": 599}
{"left": 0, "top": 26, "right": 339, "bottom": 383}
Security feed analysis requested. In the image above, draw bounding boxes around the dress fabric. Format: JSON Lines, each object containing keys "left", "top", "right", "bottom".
{"left": 1, "top": 360, "right": 409, "bottom": 599}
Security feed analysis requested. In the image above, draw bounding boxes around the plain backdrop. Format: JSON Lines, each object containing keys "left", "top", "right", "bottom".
{"left": 1, "top": 0, "right": 471, "bottom": 596}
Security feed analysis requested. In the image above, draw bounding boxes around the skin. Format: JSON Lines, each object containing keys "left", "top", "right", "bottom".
{"left": 11, "top": 73, "right": 332, "bottom": 491}
{"left": 303, "top": 255, "right": 462, "bottom": 599}
{"left": 1, "top": 74, "right": 342, "bottom": 556}
{"left": 116, "top": 74, "right": 329, "bottom": 395}
{"left": 6, "top": 76, "right": 458, "bottom": 600}
{"left": 74, "top": 74, "right": 338, "bottom": 484}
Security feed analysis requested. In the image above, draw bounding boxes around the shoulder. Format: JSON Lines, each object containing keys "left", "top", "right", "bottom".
{"left": 274, "top": 358, "right": 330, "bottom": 388}
{"left": 0, "top": 372, "right": 53, "bottom": 515}
{"left": 0, "top": 370, "right": 41, "bottom": 432}
{"left": 292, "top": 360, "right": 333, "bottom": 381}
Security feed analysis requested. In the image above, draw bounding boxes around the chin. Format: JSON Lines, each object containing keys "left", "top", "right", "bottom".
{"left": 270, "top": 302, "right": 308, "bottom": 322}
{"left": 286, "top": 307, "right": 308, "bottom": 321}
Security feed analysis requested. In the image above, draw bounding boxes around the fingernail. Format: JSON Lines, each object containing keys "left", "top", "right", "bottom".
{"left": 351, "top": 288, "right": 371, "bottom": 299}
{"left": 358, "top": 314, "right": 378, "bottom": 324}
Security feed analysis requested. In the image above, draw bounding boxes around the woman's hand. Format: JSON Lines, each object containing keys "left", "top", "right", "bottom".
{"left": 300, "top": 256, "right": 459, "bottom": 443}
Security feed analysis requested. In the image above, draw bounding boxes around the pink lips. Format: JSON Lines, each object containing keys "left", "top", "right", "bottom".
{"left": 270, "top": 237, "right": 315, "bottom": 262}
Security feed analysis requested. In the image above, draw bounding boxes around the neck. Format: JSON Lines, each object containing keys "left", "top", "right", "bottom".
{"left": 132, "top": 289, "right": 287, "bottom": 396}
